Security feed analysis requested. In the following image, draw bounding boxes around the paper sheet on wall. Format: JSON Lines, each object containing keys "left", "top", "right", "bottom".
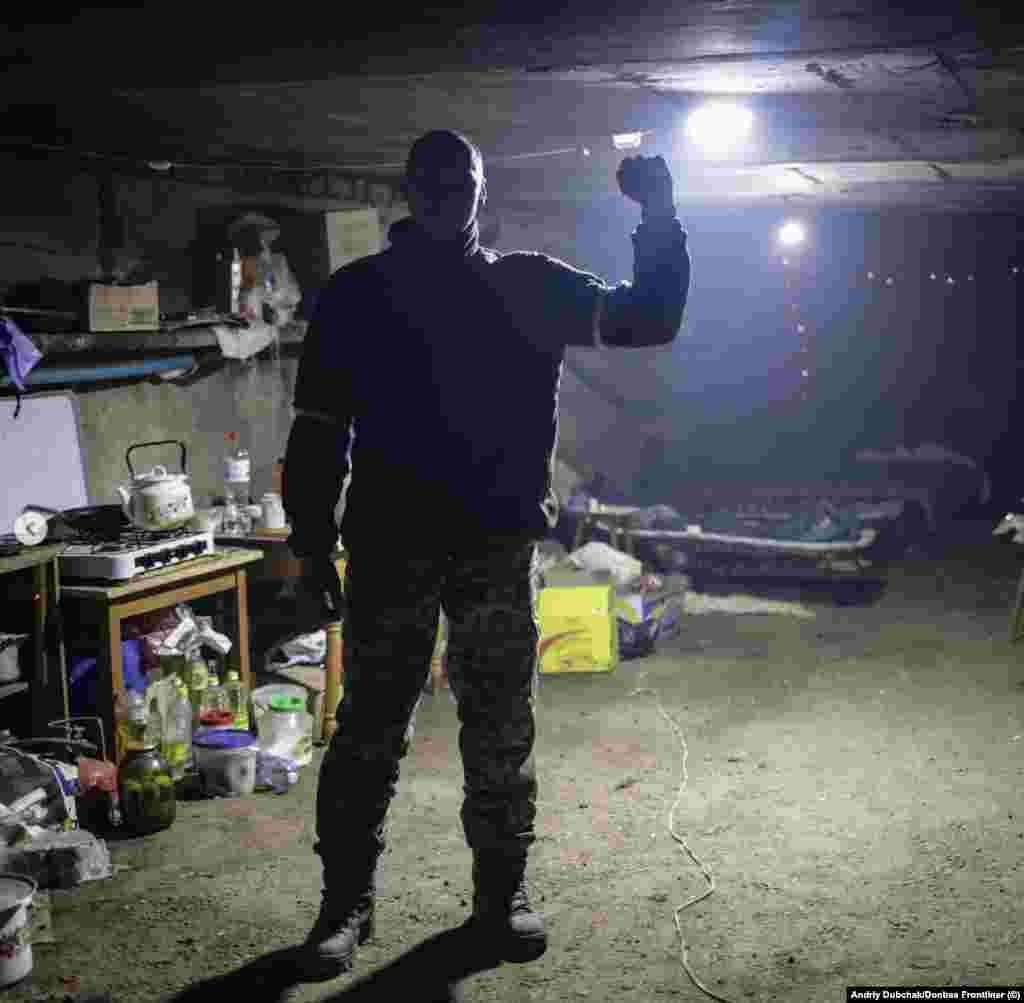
{"left": 0, "top": 392, "right": 89, "bottom": 534}
{"left": 325, "top": 209, "right": 381, "bottom": 272}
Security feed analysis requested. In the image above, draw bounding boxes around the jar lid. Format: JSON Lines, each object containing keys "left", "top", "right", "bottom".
{"left": 269, "top": 694, "right": 306, "bottom": 712}
{"left": 193, "top": 728, "right": 258, "bottom": 750}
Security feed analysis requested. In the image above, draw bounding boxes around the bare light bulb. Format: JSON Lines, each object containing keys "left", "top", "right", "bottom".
{"left": 685, "top": 102, "right": 753, "bottom": 155}
{"left": 612, "top": 132, "right": 645, "bottom": 151}
{"left": 778, "top": 221, "right": 806, "bottom": 247}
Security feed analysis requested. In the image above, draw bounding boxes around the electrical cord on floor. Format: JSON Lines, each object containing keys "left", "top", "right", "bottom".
{"left": 630, "top": 671, "right": 735, "bottom": 1003}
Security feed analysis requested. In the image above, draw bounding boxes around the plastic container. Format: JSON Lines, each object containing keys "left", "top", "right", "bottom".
{"left": 200, "top": 669, "right": 233, "bottom": 729}
{"left": 255, "top": 752, "right": 299, "bottom": 794}
{"left": 118, "top": 687, "right": 148, "bottom": 753}
{"left": 118, "top": 746, "right": 176, "bottom": 835}
{"left": 255, "top": 691, "right": 314, "bottom": 767}
{"left": 0, "top": 635, "right": 28, "bottom": 684}
{"left": 193, "top": 729, "right": 258, "bottom": 797}
{"left": 260, "top": 492, "right": 286, "bottom": 530}
{"left": 0, "top": 874, "right": 37, "bottom": 987}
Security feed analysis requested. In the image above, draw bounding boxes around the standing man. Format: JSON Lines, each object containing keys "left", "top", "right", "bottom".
{"left": 283, "top": 129, "right": 690, "bottom": 980}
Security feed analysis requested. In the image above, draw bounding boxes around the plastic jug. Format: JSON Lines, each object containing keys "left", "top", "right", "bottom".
{"left": 261, "top": 694, "right": 313, "bottom": 767}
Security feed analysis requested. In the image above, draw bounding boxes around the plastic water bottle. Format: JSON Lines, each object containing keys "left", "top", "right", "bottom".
{"left": 163, "top": 678, "right": 193, "bottom": 780}
{"left": 224, "top": 431, "right": 251, "bottom": 507}
{"left": 224, "top": 669, "right": 250, "bottom": 730}
{"left": 185, "top": 647, "right": 209, "bottom": 730}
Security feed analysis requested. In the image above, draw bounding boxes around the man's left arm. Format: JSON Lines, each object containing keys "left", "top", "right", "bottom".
{"left": 536, "top": 155, "right": 690, "bottom": 350}
{"left": 599, "top": 210, "right": 690, "bottom": 348}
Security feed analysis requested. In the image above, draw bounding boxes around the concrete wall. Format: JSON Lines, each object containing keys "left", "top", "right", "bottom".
{"left": 10, "top": 153, "right": 1018, "bottom": 512}
{"left": 1, "top": 155, "right": 656, "bottom": 517}
{"left": 74, "top": 358, "right": 297, "bottom": 510}
{"left": 0, "top": 156, "right": 380, "bottom": 507}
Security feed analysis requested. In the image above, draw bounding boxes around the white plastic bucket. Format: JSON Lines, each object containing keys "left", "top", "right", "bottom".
{"left": 0, "top": 874, "right": 36, "bottom": 987}
{"left": 193, "top": 730, "right": 258, "bottom": 797}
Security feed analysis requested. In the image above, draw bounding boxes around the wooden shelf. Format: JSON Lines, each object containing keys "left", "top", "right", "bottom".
{"left": 20, "top": 321, "right": 308, "bottom": 356}
{"left": 0, "top": 323, "right": 308, "bottom": 395}
{"left": 0, "top": 546, "right": 65, "bottom": 734}
{"left": 0, "top": 544, "right": 67, "bottom": 577}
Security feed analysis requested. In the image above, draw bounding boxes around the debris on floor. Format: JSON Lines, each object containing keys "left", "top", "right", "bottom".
{"left": 0, "top": 829, "right": 112, "bottom": 889}
{"left": 567, "top": 540, "right": 643, "bottom": 587}
{"left": 27, "top": 889, "right": 54, "bottom": 945}
{"left": 683, "top": 592, "right": 816, "bottom": 618}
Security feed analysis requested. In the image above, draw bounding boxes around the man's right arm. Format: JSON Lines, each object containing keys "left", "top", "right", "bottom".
{"left": 282, "top": 277, "right": 353, "bottom": 565}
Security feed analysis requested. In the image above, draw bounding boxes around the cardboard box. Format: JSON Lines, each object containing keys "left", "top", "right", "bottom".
{"left": 87, "top": 282, "right": 160, "bottom": 332}
{"left": 538, "top": 583, "right": 619, "bottom": 674}
{"left": 325, "top": 208, "right": 382, "bottom": 273}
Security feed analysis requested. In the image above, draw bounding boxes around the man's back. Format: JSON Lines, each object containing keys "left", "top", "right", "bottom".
{"left": 298, "top": 220, "right": 613, "bottom": 540}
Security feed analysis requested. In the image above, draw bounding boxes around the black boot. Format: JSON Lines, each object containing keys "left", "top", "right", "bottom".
{"left": 470, "top": 850, "right": 547, "bottom": 963}
{"left": 299, "top": 850, "right": 381, "bottom": 981}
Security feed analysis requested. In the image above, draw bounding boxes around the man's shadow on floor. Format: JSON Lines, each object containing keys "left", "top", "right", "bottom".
{"left": 167, "top": 923, "right": 507, "bottom": 1003}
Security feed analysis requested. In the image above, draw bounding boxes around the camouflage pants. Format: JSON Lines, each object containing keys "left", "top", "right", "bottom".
{"left": 315, "top": 535, "right": 540, "bottom": 872}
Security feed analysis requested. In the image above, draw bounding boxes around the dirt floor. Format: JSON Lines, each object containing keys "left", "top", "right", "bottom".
{"left": 8, "top": 520, "right": 1024, "bottom": 1002}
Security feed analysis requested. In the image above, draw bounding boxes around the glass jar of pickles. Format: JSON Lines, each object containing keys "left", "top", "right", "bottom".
{"left": 118, "top": 745, "right": 177, "bottom": 835}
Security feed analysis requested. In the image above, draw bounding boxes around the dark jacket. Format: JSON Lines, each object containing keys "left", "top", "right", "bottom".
{"left": 283, "top": 213, "right": 690, "bottom": 556}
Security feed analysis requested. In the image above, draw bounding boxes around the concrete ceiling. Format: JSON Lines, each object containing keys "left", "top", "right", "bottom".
{"left": 3, "top": 4, "right": 1024, "bottom": 211}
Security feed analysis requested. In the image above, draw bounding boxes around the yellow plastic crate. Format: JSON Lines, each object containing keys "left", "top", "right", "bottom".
{"left": 537, "top": 584, "right": 619, "bottom": 674}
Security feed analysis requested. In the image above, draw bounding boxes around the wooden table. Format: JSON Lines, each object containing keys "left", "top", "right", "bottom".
{"left": 0, "top": 543, "right": 68, "bottom": 736}
{"left": 214, "top": 530, "right": 346, "bottom": 743}
{"left": 61, "top": 547, "right": 263, "bottom": 761}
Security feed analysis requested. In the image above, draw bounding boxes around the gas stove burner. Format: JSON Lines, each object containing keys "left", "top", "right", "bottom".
{"left": 59, "top": 529, "right": 216, "bottom": 581}
{"left": 72, "top": 523, "right": 192, "bottom": 548}
{"left": 115, "top": 525, "right": 191, "bottom": 546}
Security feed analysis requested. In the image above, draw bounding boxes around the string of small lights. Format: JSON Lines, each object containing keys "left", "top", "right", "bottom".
{"left": 858, "top": 265, "right": 1021, "bottom": 285}
{"left": 770, "top": 249, "right": 1020, "bottom": 412}
{"left": 781, "top": 251, "right": 814, "bottom": 406}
